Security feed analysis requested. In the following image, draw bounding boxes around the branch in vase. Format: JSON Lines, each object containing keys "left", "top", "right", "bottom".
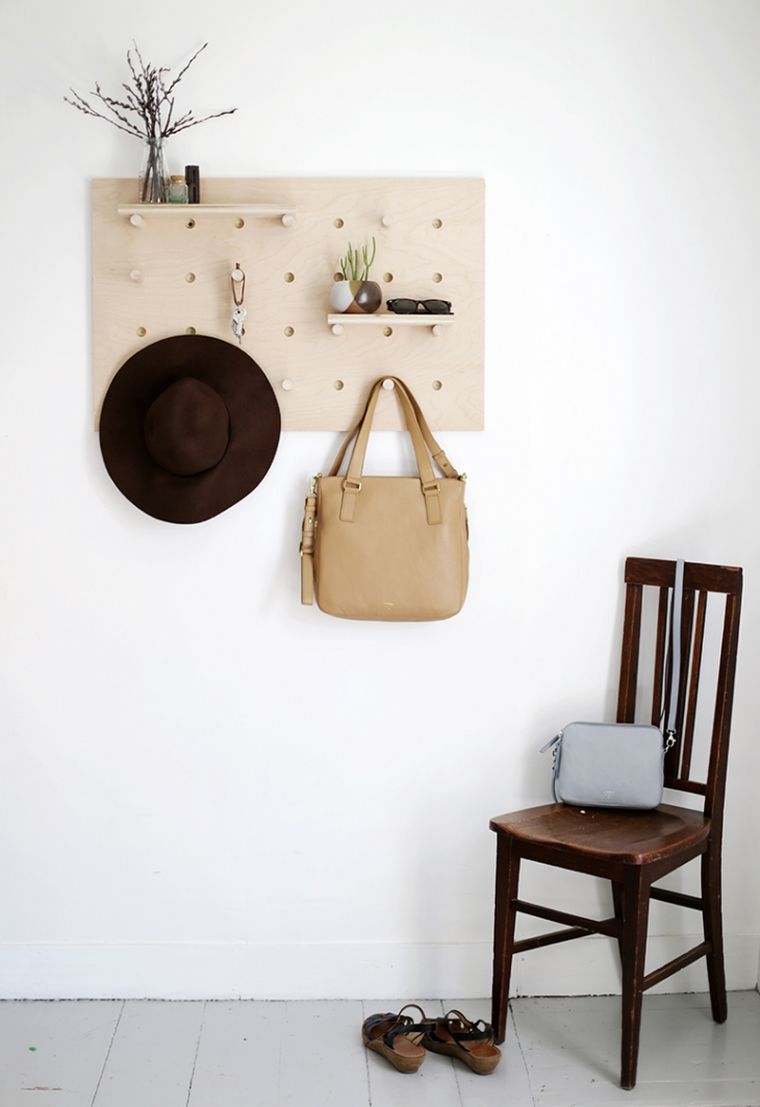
{"left": 63, "top": 91, "right": 144, "bottom": 138}
{"left": 166, "top": 107, "right": 237, "bottom": 136}
{"left": 66, "top": 41, "right": 238, "bottom": 143}
{"left": 163, "top": 42, "right": 207, "bottom": 96}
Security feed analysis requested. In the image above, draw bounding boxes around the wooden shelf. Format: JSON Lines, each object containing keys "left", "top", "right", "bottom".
{"left": 328, "top": 312, "right": 454, "bottom": 335}
{"left": 118, "top": 203, "right": 296, "bottom": 225}
{"left": 93, "top": 177, "right": 483, "bottom": 430}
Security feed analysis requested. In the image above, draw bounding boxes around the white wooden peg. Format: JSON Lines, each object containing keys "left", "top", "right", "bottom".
{"left": 382, "top": 378, "right": 395, "bottom": 390}
{"left": 129, "top": 270, "right": 142, "bottom": 282}
{"left": 281, "top": 378, "right": 294, "bottom": 391}
{"left": 129, "top": 213, "right": 143, "bottom": 227}
{"left": 432, "top": 324, "right": 444, "bottom": 337}
{"left": 331, "top": 323, "right": 344, "bottom": 336}
{"left": 231, "top": 267, "right": 244, "bottom": 282}
{"left": 281, "top": 213, "right": 295, "bottom": 227}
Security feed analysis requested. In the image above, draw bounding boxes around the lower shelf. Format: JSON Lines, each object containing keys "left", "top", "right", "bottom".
{"left": 327, "top": 313, "right": 454, "bottom": 335}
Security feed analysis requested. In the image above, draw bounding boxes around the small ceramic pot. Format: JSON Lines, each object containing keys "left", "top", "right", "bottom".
{"left": 329, "top": 279, "right": 382, "bottom": 315}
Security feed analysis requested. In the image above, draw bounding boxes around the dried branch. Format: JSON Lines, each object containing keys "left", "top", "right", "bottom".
{"left": 167, "top": 107, "right": 237, "bottom": 137}
{"left": 63, "top": 90, "right": 144, "bottom": 137}
{"left": 64, "top": 41, "right": 237, "bottom": 142}
{"left": 163, "top": 42, "right": 207, "bottom": 96}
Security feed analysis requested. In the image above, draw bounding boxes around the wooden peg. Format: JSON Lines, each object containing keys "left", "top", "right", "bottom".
{"left": 281, "top": 213, "right": 295, "bottom": 227}
{"left": 382, "top": 378, "right": 395, "bottom": 390}
{"left": 331, "top": 323, "right": 344, "bottom": 336}
{"left": 129, "top": 213, "right": 143, "bottom": 227}
{"left": 432, "top": 324, "right": 444, "bottom": 337}
{"left": 129, "top": 270, "right": 142, "bottom": 282}
{"left": 231, "top": 267, "right": 244, "bottom": 282}
{"left": 281, "top": 378, "right": 294, "bottom": 391}
{"left": 381, "top": 214, "right": 392, "bottom": 227}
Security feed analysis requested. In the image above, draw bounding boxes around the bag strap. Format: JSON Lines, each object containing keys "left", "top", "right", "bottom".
{"left": 328, "top": 377, "right": 455, "bottom": 526}
{"left": 665, "top": 558, "right": 685, "bottom": 740}
{"left": 328, "top": 377, "right": 460, "bottom": 481}
{"left": 329, "top": 377, "right": 460, "bottom": 480}
{"left": 299, "top": 488, "right": 317, "bottom": 605}
{"left": 387, "top": 379, "right": 460, "bottom": 479}
{"left": 344, "top": 379, "right": 435, "bottom": 483}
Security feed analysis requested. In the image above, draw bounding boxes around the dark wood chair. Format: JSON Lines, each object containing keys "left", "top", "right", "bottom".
{"left": 490, "top": 557, "right": 743, "bottom": 1089}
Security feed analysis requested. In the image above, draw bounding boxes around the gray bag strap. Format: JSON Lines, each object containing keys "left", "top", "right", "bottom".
{"left": 665, "top": 559, "right": 685, "bottom": 740}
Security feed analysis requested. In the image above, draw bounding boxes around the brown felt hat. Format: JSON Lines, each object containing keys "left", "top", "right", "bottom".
{"left": 99, "top": 335, "right": 281, "bottom": 524}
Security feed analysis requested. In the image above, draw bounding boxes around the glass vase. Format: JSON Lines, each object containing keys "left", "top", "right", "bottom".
{"left": 138, "top": 138, "right": 168, "bottom": 204}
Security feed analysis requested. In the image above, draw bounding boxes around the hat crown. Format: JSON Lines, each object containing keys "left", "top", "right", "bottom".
{"left": 143, "top": 377, "right": 230, "bottom": 477}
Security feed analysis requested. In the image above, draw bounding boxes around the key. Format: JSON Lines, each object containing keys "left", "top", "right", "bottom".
{"left": 232, "top": 306, "right": 247, "bottom": 344}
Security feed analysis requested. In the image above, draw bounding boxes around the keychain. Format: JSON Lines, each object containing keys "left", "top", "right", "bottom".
{"left": 231, "top": 263, "right": 247, "bottom": 344}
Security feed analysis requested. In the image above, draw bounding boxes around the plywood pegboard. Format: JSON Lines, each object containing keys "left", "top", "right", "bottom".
{"left": 91, "top": 178, "right": 484, "bottom": 431}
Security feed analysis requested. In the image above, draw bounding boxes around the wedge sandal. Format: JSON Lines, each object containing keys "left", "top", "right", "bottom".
{"left": 422, "top": 1009, "right": 502, "bottom": 1074}
{"left": 361, "top": 1004, "right": 430, "bottom": 1073}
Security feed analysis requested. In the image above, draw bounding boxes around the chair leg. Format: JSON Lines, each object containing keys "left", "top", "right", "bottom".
{"left": 620, "top": 866, "right": 650, "bottom": 1090}
{"left": 491, "top": 834, "right": 521, "bottom": 1045}
{"left": 701, "top": 847, "right": 727, "bottom": 1023}
{"left": 610, "top": 880, "right": 624, "bottom": 960}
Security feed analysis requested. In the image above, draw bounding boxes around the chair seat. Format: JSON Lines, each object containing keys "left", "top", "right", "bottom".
{"left": 490, "top": 802, "right": 710, "bottom": 865}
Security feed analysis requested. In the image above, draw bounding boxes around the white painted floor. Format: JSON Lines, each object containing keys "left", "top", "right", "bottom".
{"left": 0, "top": 992, "right": 758, "bottom": 1107}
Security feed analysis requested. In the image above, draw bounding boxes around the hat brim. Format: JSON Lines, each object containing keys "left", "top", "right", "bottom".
{"left": 99, "top": 335, "right": 281, "bottom": 524}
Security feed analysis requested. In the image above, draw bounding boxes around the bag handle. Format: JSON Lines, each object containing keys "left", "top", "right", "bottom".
{"left": 329, "top": 378, "right": 460, "bottom": 482}
{"left": 340, "top": 378, "right": 438, "bottom": 523}
{"left": 345, "top": 378, "right": 435, "bottom": 483}
{"left": 328, "top": 377, "right": 457, "bottom": 525}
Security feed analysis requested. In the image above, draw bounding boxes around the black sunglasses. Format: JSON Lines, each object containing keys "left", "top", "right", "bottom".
{"left": 386, "top": 298, "right": 453, "bottom": 315}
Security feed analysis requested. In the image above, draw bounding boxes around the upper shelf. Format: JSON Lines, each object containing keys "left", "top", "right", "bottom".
{"left": 118, "top": 203, "right": 296, "bottom": 226}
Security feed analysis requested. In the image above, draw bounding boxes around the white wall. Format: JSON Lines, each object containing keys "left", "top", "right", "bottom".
{"left": 1, "top": 0, "right": 759, "bottom": 999}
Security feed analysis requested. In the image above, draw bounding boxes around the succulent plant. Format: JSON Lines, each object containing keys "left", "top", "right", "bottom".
{"left": 338, "top": 237, "right": 377, "bottom": 281}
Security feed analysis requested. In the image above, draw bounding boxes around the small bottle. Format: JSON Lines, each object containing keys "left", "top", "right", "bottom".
{"left": 168, "top": 175, "right": 189, "bottom": 203}
{"left": 185, "top": 165, "right": 200, "bottom": 204}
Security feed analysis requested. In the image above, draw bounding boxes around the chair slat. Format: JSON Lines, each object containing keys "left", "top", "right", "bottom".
{"left": 680, "top": 590, "right": 707, "bottom": 781}
{"left": 665, "top": 584, "right": 695, "bottom": 782}
{"left": 651, "top": 587, "right": 669, "bottom": 726}
{"left": 704, "top": 591, "right": 742, "bottom": 820}
{"left": 617, "top": 583, "right": 642, "bottom": 724}
{"left": 667, "top": 779, "right": 707, "bottom": 795}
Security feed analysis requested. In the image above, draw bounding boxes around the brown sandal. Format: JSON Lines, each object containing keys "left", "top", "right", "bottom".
{"left": 361, "top": 1004, "right": 430, "bottom": 1073}
{"left": 422, "top": 1009, "right": 502, "bottom": 1074}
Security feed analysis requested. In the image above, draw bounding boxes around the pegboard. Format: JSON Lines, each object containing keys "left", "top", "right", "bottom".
{"left": 91, "top": 178, "right": 484, "bottom": 430}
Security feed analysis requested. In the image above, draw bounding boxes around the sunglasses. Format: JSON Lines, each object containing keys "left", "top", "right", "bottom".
{"left": 386, "top": 298, "right": 453, "bottom": 315}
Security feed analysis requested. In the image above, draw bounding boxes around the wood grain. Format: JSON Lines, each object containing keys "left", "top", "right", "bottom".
{"left": 92, "top": 178, "right": 485, "bottom": 431}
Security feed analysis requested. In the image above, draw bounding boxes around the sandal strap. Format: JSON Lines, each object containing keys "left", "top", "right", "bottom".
{"left": 362, "top": 1012, "right": 397, "bottom": 1039}
{"left": 429, "top": 1009, "right": 495, "bottom": 1044}
{"left": 384, "top": 1018, "right": 436, "bottom": 1047}
{"left": 363, "top": 1004, "right": 434, "bottom": 1049}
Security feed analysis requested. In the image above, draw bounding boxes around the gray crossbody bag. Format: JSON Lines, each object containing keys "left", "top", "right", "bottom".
{"left": 541, "top": 560, "right": 684, "bottom": 810}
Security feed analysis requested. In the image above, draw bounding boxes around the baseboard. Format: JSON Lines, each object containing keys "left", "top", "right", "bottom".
{"left": 0, "top": 935, "right": 756, "bottom": 1000}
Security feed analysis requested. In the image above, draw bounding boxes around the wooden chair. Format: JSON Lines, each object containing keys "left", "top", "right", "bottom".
{"left": 490, "top": 557, "right": 743, "bottom": 1089}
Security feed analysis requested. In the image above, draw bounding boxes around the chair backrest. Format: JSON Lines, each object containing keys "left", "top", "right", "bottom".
{"left": 616, "top": 558, "right": 742, "bottom": 827}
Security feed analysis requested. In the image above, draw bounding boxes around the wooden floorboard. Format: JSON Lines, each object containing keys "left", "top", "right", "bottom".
{"left": 93, "top": 1000, "right": 205, "bottom": 1107}
{"left": 0, "top": 1000, "right": 122, "bottom": 1107}
{"left": 510, "top": 992, "right": 760, "bottom": 1106}
{"left": 0, "top": 994, "right": 757, "bottom": 1106}
{"left": 187, "top": 1001, "right": 289, "bottom": 1107}
{"left": 189, "top": 1000, "right": 369, "bottom": 1107}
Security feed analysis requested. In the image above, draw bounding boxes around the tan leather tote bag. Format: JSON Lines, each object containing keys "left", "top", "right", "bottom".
{"left": 300, "top": 377, "right": 468, "bottom": 621}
